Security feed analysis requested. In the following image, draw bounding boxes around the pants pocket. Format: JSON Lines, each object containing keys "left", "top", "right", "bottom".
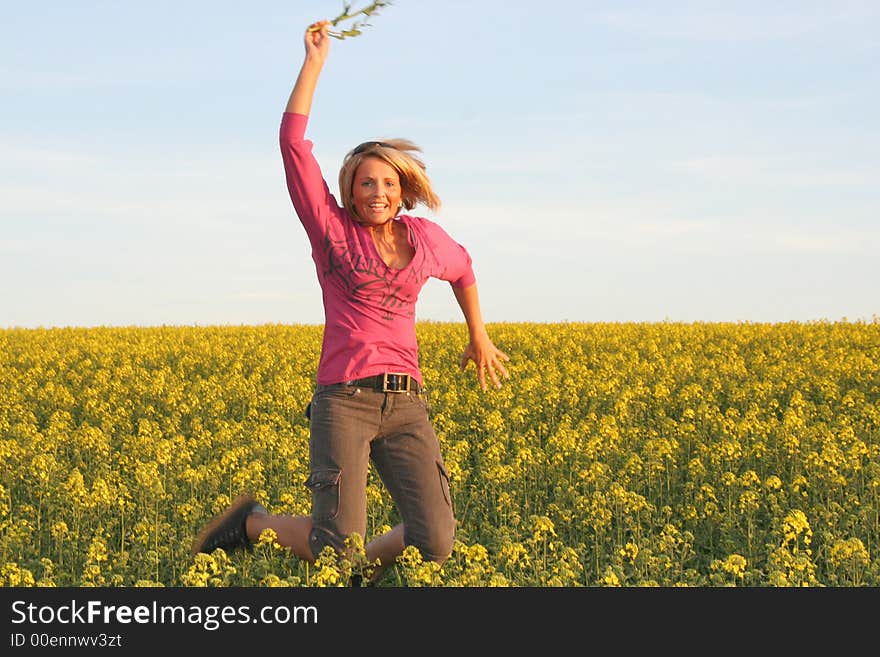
{"left": 304, "top": 468, "right": 342, "bottom": 521}
{"left": 436, "top": 461, "right": 452, "bottom": 508}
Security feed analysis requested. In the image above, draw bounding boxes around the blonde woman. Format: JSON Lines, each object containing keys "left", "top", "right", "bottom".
{"left": 192, "top": 20, "right": 509, "bottom": 584}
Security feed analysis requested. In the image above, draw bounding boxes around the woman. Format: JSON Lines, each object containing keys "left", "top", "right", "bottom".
{"left": 192, "top": 20, "right": 509, "bottom": 583}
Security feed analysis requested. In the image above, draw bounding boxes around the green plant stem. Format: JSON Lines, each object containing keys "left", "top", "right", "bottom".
{"left": 307, "top": 1, "right": 392, "bottom": 40}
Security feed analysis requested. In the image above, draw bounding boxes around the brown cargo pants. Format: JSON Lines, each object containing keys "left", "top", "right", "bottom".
{"left": 305, "top": 382, "right": 455, "bottom": 562}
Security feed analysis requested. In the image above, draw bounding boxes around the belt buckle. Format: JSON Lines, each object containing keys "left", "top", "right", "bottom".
{"left": 382, "top": 372, "right": 410, "bottom": 393}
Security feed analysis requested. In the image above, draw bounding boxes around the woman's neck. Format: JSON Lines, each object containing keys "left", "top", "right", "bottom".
{"left": 368, "top": 218, "right": 396, "bottom": 241}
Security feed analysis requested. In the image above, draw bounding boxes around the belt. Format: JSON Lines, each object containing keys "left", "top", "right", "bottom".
{"left": 342, "top": 372, "right": 421, "bottom": 393}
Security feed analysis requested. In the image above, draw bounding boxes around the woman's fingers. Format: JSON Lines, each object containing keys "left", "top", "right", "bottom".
{"left": 489, "top": 349, "right": 510, "bottom": 384}
{"left": 307, "top": 19, "right": 331, "bottom": 32}
{"left": 486, "top": 362, "right": 499, "bottom": 390}
{"left": 461, "top": 344, "right": 511, "bottom": 391}
{"left": 305, "top": 20, "right": 331, "bottom": 50}
{"left": 495, "top": 358, "right": 510, "bottom": 382}
{"left": 482, "top": 354, "right": 509, "bottom": 390}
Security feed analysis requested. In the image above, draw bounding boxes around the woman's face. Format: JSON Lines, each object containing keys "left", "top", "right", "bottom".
{"left": 352, "top": 156, "right": 402, "bottom": 226}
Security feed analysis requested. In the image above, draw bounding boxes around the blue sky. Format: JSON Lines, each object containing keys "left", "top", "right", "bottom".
{"left": 2, "top": 0, "right": 878, "bottom": 328}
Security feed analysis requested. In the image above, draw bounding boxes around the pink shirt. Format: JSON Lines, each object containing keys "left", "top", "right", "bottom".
{"left": 279, "top": 112, "right": 476, "bottom": 386}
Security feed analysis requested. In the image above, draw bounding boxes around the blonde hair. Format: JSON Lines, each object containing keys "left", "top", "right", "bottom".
{"left": 338, "top": 139, "right": 441, "bottom": 219}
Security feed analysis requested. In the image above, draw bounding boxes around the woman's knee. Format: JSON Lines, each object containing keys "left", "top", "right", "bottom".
{"left": 410, "top": 519, "right": 455, "bottom": 564}
{"left": 308, "top": 525, "right": 345, "bottom": 560}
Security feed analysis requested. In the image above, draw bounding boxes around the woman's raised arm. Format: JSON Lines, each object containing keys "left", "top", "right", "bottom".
{"left": 286, "top": 20, "right": 331, "bottom": 115}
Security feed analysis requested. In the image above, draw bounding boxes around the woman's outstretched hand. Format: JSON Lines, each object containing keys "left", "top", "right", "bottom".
{"left": 304, "top": 20, "right": 331, "bottom": 63}
{"left": 459, "top": 335, "right": 511, "bottom": 392}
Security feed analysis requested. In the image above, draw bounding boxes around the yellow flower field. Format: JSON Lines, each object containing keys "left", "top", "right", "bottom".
{"left": 1, "top": 320, "right": 878, "bottom": 586}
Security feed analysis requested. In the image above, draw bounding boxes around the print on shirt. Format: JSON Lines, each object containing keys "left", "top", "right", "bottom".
{"left": 320, "top": 226, "right": 446, "bottom": 321}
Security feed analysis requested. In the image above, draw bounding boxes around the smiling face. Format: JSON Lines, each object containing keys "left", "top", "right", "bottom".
{"left": 351, "top": 156, "right": 403, "bottom": 226}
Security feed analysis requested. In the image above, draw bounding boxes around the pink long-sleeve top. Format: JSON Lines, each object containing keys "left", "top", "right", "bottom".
{"left": 279, "top": 112, "right": 476, "bottom": 386}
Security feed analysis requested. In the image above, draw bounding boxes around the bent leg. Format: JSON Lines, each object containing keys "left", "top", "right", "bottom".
{"left": 306, "top": 385, "right": 376, "bottom": 560}
{"left": 371, "top": 394, "right": 455, "bottom": 564}
{"left": 246, "top": 513, "right": 314, "bottom": 563}
{"left": 365, "top": 522, "right": 405, "bottom": 582}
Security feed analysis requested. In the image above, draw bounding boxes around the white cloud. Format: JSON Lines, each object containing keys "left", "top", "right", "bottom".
{"left": 669, "top": 156, "right": 880, "bottom": 187}
{"left": 0, "top": 138, "right": 291, "bottom": 232}
{"left": 596, "top": 5, "right": 880, "bottom": 42}
{"left": 0, "top": 239, "right": 33, "bottom": 254}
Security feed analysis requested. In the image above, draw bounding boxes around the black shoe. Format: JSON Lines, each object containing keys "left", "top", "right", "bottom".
{"left": 191, "top": 494, "right": 267, "bottom": 556}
